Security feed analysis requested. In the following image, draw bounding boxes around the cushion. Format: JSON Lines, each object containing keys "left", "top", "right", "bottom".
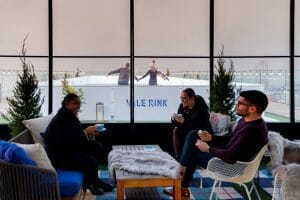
{"left": 57, "top": 170, "right": 83, "bottom": 197}
{"left": 209, "top": 112, "right": 231, "bottom": 136}
{"left": 15, "top": 143, "right": 55, "bottom": 171}
{"left": 22, "top": 114, "right": 54, "bottom": 145}
{"left": 0, "top": 140, "right": 36, "bottom": 166}
{"left": 273, "top": 164, "right": 300, "bottom": 200}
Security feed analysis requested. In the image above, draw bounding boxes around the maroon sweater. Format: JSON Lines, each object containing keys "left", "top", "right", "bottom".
{"left": 209, "top": 118, "right": 268, "bottom": 164}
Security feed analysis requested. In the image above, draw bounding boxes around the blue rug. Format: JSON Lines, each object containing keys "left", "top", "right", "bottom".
{"left": 95, "top": 169, "right": 274, "bottom": 199}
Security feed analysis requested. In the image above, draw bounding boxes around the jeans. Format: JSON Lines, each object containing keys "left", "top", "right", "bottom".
{"left": 179, "top": 130, "right": 213, "bottom": 188}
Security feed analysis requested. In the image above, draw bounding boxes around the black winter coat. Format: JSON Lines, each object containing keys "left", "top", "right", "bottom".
{"left": 171, "top": 95, "right": 213, "bottom": 137}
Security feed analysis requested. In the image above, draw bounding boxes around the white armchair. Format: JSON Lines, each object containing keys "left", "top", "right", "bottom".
{"left": 201, "top": 144, "right": 268, "bottom": 200}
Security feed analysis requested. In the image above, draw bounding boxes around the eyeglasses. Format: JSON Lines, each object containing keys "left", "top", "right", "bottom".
{"left": 237, "top": 101, "right": 253, "bottom": 107}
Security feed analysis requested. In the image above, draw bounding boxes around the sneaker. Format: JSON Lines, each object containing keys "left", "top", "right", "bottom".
{"left": 163, "top": 187, "right": 190, "bottom": 197}
{"left": 83, "top": 184, "right": 104, "bottom": 195}
{"left": 95, "top": 179, "right": 115, "bottom": 192}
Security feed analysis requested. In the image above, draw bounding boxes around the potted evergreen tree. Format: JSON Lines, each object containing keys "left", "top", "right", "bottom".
{"left": 210, "top": 45, "right": 237, "bottom": 120}
{"left": 1, "top": 36, "right": 44, "bottom": 136}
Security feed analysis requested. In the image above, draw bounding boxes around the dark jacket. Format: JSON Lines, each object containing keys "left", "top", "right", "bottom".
{"left": 172, "top": 95, "right": 213, "bottom": 137}
{"left": 44, "top": 107, "right": 88, "bottom": 156}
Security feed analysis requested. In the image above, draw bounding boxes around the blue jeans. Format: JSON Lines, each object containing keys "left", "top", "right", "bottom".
{"left": 179, "top": 130, "right": 213, "bottom": 188}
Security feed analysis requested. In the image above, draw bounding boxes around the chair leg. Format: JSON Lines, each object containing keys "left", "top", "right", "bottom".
{"left": 200, "top": 177, "right": 203, "bottom": 188}
{"left": 251, "top": 181, "right": 262, "bottom": 200}
{"left": 209, "top": 180, "right": 218, "bottom": 200}
{"left": 241, "top": 183, "right": 252, "bottom": 200}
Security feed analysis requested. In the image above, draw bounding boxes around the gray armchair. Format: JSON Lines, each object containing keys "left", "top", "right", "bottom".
{"left": 0, "top": 159, "right": 60, "bottom": 200}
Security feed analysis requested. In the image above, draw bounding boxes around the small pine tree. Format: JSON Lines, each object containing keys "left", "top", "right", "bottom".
{"left": 61, "top": 74, "right": 85, "bottom": 105}
{"left": 1, "top": 36, "right": 44, "bottom": 136}
{"left": 210, "top": 45, "right": 236, "bottom": 120}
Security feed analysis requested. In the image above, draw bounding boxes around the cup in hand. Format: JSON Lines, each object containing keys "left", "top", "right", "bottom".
{"left": 171, "top": 113, "right": 177, "bottom": 121}
{"left": 176, "top": 114, "right": 183, "bottom": 119}
{"left": 171, "top": 113, "right": 182, "bottom": 121}
{"left": 95, "top": 124, "right": 105, "bottom": 132}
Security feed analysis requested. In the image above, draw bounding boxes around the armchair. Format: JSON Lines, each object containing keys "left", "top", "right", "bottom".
{"left": 0, "top": 159, "right": 60, "bottom": 200}
{"left": 201, "top": 144, "right": 268, "bottom": 200}
{"left": 1, "top": 129, "right": 83, "bottom": 200}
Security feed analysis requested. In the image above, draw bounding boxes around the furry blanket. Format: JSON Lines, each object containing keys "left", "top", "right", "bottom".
{"left": 108, "top": 149, "right": 180, "bottom": 182}
{"left": 267, "top": 131, "right": 300, "bottom": 168}
{"left": 273, "top": 164, "right": 300, "bottom": 200}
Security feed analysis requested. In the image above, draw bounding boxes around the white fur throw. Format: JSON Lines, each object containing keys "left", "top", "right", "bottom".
{"left": 267, "top": 131, "right": 300, "bottom": 169}
{"left": 273, "top": 164, "right": 300, "bottom": 200}
{"left": 108, "top": 149, "right": 180, "bottom": 182}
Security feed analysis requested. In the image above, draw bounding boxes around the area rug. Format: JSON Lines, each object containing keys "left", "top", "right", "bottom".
{"left": 96, "top": 169, "right": 273, "bottom": 199}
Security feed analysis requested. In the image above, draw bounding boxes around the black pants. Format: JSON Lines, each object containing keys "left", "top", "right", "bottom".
{"left": 49, "top": 141, "right": 104, "bottom": 186}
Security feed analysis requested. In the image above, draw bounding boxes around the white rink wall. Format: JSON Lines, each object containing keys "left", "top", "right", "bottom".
{"left": 40, "top": 75, "right": 263, "bottom": 122}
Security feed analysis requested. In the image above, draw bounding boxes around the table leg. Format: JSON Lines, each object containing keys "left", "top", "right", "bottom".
{"left": 174, "top": 179, "right": 181, "bottom": 200}
{"left": 117, "top": 181, "right": 124, "bottom": 200}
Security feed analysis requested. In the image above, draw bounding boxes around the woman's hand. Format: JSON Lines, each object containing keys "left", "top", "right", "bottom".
{"left": 175, "top": 115, "right": 184, "bottom": 124}
{"left": 198, "top": 130, "right": 212, "bottom": 142}
{"left": 84, "top": 126, "right": 98, "bottom": 136}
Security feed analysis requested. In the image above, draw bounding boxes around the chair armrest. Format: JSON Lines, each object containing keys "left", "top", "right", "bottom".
{"left": 9, "top": 129, "right": 34, "bottom": 144}
{"left": 0, "top": 159, "right": 60, "bottom": 200}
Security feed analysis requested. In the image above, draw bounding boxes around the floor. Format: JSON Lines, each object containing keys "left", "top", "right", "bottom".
{"left": 76, "top": 169, "right": 273, "bottom": 200}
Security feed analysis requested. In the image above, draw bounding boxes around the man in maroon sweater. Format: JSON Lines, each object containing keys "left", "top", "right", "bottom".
{"left": 165, "top": 90, "right": 269, "bottom": 197}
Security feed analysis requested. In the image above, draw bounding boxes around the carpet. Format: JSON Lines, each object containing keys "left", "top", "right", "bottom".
{"left": 95, "top": 169, "right": 274, "bottom": 199}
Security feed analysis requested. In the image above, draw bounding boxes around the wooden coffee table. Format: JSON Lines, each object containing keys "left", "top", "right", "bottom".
{"left": 111, "top": 145, "right": 182, "bottom": 200}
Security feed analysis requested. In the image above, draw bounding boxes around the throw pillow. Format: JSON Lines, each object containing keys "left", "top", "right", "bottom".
{"left": 22, "top": 114, "right": 54, "bottom": 146}
{"left": 15, "top": 143, "right": 55, "bottom": 171}
{"left": 209, "top": 112, "right": 231, "bottom": 136}
{"left": 0, "top": 140, "right": 36, "bottom": 166}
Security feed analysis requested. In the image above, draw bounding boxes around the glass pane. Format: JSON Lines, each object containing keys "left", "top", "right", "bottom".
{"left": 215, "top": 58, "right": 290, "bottom": 122}
{"left": 135, "top": 0, "right": 209, "bottom": 56}
{"left": 53, "top": 0, "right": 130, "bottom": 56}
{"left": 134, "top": 58, "right": 209, "bottom": 122}
{"left": 215, "top": 0, "right": 289, "bottom": 56}
{"left": 295, "top": 58, "right": 300, "bottom": 122}
{"left": 53, "top": 58, "right": 130, "bottom": 122}
{"left": 0, "top": 0, "right": 48, "bottom": 55}
{"left": 295, "top": 0, "right": 300, "bottom": 55}
{"left": 0, "top": 57, "right": 49, "bottom": 124}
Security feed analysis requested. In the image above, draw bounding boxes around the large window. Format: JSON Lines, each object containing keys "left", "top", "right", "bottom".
{"left": 217, "top": 58, "right": 290, "bottom": 122}
{"left": 134, "top": 0, "right": 209, "bottom": 56}
{"left": 215, "top": 0, "right": 289, "bottom": 56}
{"left": 0, "top": 0, "right": 299, "bottom": 124}
{"left": 134, "top": 58, "right": 209, "bottom": 122}
{"left": 134, "top": 0, "right": 210, "bottom": 122}
{"left": 0, "top": 0, "right": 48, "bottom": 123}
{"left": 52, "top": 0, "right": 131, "bottom": 122}
{"left": 53, "top": 0, "right": 130, "bottom": 56}
{"left": 215, "top": 0, "right": 290, "bottom": 122}
{"left": 52, "top": 58, "right": 130, "bottom": 122}
{"left": 295, "top": 0, "right": 300, "bottom": 122}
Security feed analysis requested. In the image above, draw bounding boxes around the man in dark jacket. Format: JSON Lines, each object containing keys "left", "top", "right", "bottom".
{"left": 165, "top": 90, "right": 269, "bottom": 197}
{"left": 44, "top": 93, "right": 113, "bottom": 195}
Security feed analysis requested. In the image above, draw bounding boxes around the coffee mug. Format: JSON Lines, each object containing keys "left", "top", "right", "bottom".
{"left": 96, "top": 124, "right": 104, "bottom": 132}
